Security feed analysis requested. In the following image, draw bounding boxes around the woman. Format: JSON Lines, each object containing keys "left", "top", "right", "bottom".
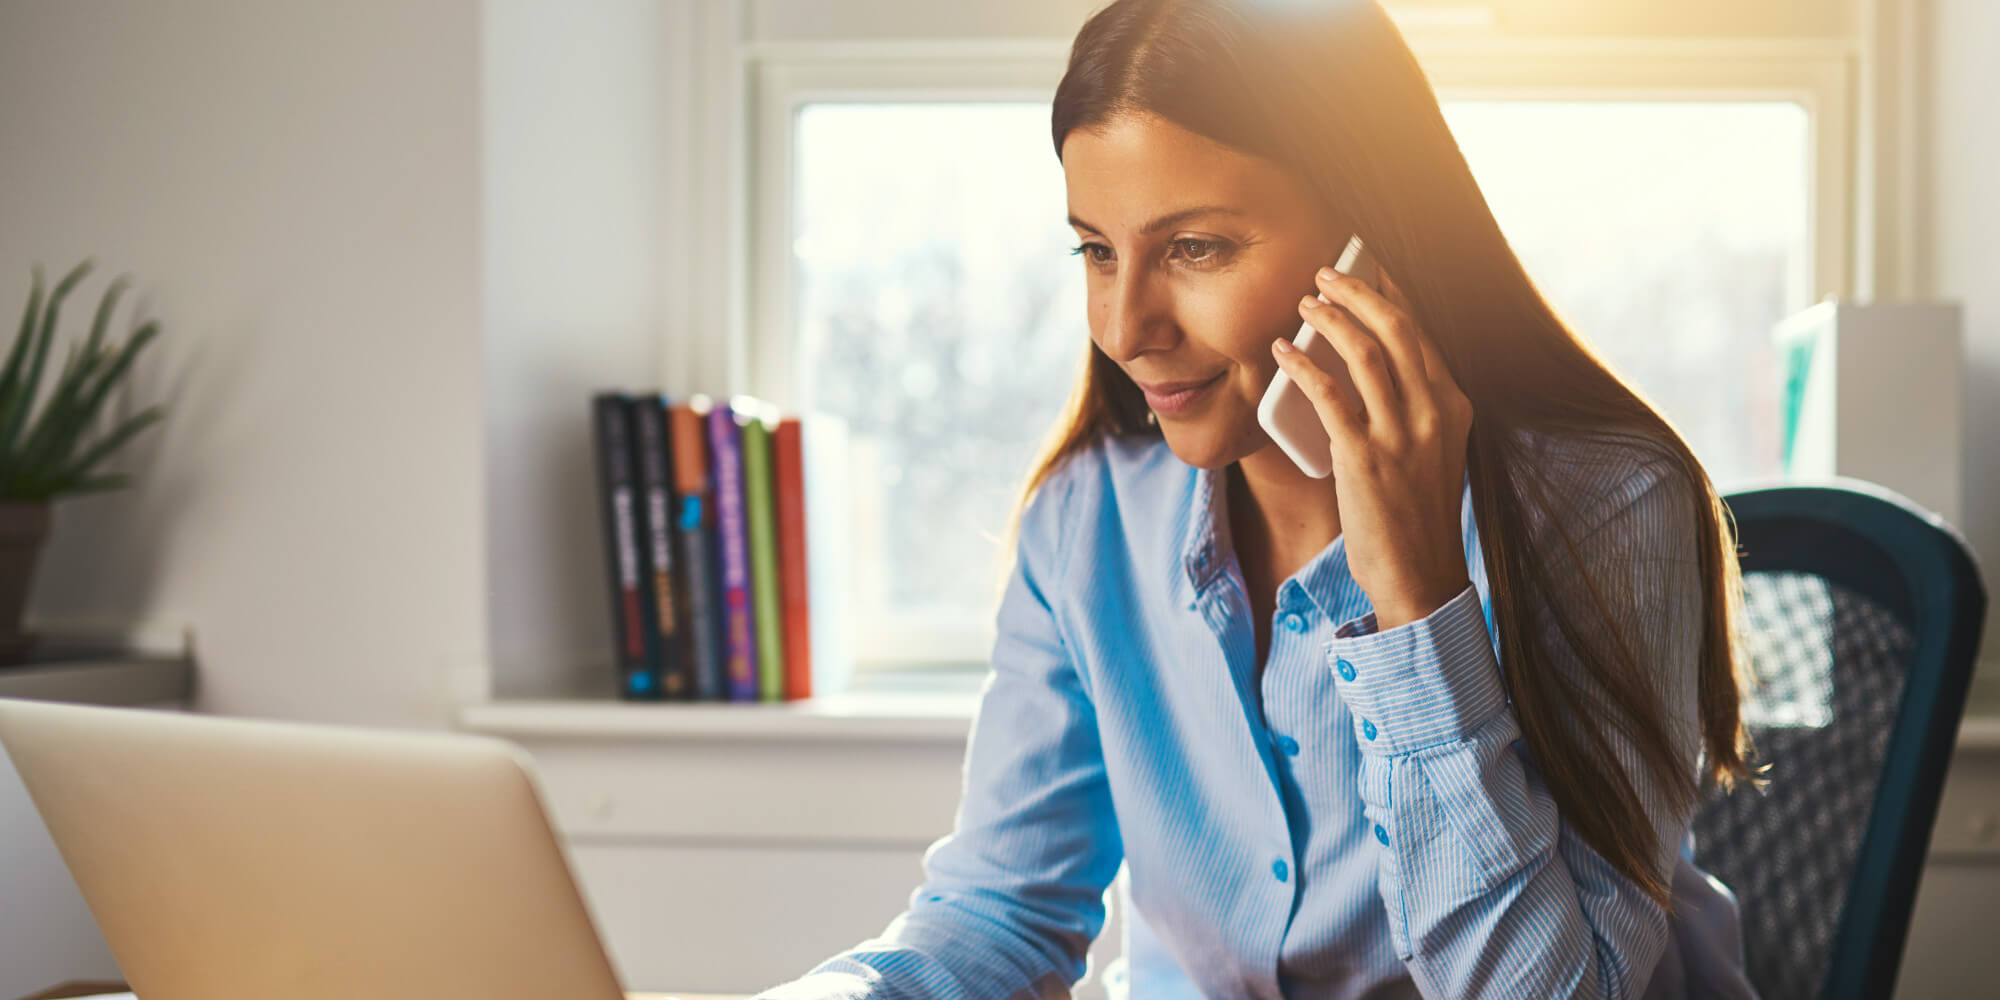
{"left": 754, "top": 1, "right": 1761, "bottom": 997}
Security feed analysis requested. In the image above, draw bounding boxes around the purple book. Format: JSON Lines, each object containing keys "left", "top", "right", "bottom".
{"left": 706, "top": 402, "right": 759, "bottom": 701}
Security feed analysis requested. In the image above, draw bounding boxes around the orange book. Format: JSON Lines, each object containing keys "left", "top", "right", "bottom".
{"left": 773, "top": 417, "right": 813, "bottom": 700}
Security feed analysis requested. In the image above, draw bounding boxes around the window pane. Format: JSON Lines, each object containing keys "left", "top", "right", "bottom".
{"left": 793, "top": 102, "right": 1082, "bottom": 661}
{"left": 1439, "top": 100, "right": 1812, "bottom": 489}
{"left": 791, "top": 99, "right": 1812, "bottom": 666}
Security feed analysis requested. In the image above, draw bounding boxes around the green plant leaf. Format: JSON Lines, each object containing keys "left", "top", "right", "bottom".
{"left": 13, "top": 340, "right": 99, "bottom": 478}
{"left": 0, "top": 264, "right": 48, "bottom": 423}
{"left": 26, "top": 321, "right": 162, "bottom": 495}
{"left": 79, "top": 274, "right": 126, "bottom": 365}
{"left": 0, "top": 260, "right": 163, "bottom": 503}
{"left": 48, "top": 274, "right": 128, "bottom": 403}
{"left": 50, "top": 403, "right": 163, "bottom": 479}
{"left": 0, "top": 259, "right": 93, "bottom": 456}
{"left": 69, "top": 320, "right": 159, "bottom": 436}
{"left": 13, "top": 287, "right": 131, "bottom": 482}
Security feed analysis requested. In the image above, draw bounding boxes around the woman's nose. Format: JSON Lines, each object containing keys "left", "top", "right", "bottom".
{"left": 1095, "top": 271, "right": 1172, "bottom": 361}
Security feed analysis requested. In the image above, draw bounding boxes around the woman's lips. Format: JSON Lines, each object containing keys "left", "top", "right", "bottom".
{"left": 1138, "top": 371, "right": 1224, "bottom": 416}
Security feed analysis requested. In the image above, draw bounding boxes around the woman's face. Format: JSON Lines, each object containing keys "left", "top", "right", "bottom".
{"left": 1061, "top": 111, "right": 1345, "bottom": 470}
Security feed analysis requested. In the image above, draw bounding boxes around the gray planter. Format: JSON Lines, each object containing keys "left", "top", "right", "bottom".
{"left": 0, "top": 500, "right": 51, "bottom": 663}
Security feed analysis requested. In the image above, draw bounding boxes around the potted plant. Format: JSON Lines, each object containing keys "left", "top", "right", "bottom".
{"left": 0, "top": 259, "right": 164, "bottom": 663}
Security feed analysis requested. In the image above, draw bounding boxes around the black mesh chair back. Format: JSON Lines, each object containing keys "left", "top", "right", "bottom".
{"left": 1690, "top": 478, "right": 1986, "bottom": 1000}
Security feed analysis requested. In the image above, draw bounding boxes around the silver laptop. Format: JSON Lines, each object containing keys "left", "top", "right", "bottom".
{"left": 0, "top": 696, "right": 630, "bottom": 1000}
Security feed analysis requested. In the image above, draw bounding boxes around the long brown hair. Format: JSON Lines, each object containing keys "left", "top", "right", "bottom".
{"left": 1005, "top": 0, "right": 1757, "bottom": 909}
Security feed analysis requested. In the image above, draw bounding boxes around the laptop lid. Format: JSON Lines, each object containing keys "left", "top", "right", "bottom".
{"left": 0, "top": 697, "right": 627, "bottom": 1000}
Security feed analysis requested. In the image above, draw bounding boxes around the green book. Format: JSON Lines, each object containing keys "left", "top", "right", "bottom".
{"left": 736, "top": 398, "right": 787, "bottom": 701}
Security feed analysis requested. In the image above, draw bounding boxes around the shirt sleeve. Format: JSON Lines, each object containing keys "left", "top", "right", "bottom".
{"left": 1323, "top": 456, "right": 1705, "bottom": 999}
{"left": 750, "top": 465, "right": 1124, "bottom": 1000}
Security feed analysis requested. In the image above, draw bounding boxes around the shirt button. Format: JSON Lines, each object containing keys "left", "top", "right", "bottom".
{"left": 1272, "top": 859, "right": 1289, "bottom": 882}
{"left": 1361, "top": 719, "right": 1377, "bottom": 741}
{"left": 1374, "top": 823, "right": 1390, "bottom": 845}
{"left": 1277, "top": 735, "right": 1300, "bottom": 756}
{"left": 1282, "top": 611, "right": 1306, "bottom": 632}
{"left": 1336, "top": 658, "right": 1356, "bottom": 681}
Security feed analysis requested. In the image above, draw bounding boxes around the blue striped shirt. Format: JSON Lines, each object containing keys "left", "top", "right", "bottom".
{"left": 753, "top": 429, "right": 1760, "bottom": 999}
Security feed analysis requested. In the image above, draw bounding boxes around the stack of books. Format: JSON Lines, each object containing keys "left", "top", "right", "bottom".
{"left": 592, "top": 391, "right": 851, "bottom": 702}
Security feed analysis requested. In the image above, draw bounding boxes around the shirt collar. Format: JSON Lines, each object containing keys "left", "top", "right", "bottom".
{"left": 1180, "top": 458, "right": 1468, "bottom": 627}
{"left": 1177, "top": 460, "right": 1364, "bottom": 618}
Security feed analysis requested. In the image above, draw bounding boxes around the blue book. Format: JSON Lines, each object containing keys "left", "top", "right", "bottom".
{"left": 706, "top": 398, "right": 759, "bottom": 701}
{"left": 671, "top": 395, "right": 727, "bottom": 700}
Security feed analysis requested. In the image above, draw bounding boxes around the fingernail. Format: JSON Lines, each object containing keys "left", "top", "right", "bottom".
{"left": 1318, "top": 266, "right": 1337, "bottom": 282}
{"left": 1273, "top": 338, "right": 1293, "bottom": 354}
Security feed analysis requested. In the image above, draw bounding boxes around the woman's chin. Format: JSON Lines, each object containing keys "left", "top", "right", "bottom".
{"left": 1155, "top": 413, "right": 1254, "bottom": 470}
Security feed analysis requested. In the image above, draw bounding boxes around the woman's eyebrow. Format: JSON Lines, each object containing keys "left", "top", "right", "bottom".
{"left": 1067, "top": 205, "right": 1248, "bottom": 236}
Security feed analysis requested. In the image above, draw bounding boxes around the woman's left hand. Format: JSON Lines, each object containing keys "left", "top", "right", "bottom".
{"left": 1271, "top": 264, "right": 1475, "bottom": 631}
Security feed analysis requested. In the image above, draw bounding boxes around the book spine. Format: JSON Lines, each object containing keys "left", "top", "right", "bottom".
{"left": 739, "top": 401, "right": 787, "bottom": 702}
{"left": 633, "top": 394, "right": 694, "bottom": 699}
{"left": 670, "top": 399, "right": 727, "bottom": 701}
{"left": 773, "top": 416, "right": 813, "bottom": 701}
{"left": 707, "top": 402, "right": 759, "bottom": 701}
{"left": 592, "top": 393, "right": 658, "bottom": 699}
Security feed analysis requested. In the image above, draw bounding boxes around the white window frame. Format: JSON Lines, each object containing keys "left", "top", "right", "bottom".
{"left": 722, "top": 20, "right": 1896, "bottom": 670}
{"left": 745, "top": 41, "right": 1072, "bottom": 437}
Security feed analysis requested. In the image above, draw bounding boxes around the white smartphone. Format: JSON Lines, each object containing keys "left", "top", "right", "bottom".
{"left": 1256, "top": 234, "right": 1380, "bottom": 479}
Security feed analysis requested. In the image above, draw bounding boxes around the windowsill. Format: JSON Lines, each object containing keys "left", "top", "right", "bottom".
{"left": 456, "top": 666, "right": 2000, "bottom": 750}
{"left": 457, "top": 667, "right": 985, "bottom": 744}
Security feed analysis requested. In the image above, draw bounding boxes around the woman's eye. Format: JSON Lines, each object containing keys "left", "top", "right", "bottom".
{"left": 1069, "top": 238, "right": 1229, "bottom": 267}
{"left": 1069, "top": 241, "right": 1114, "bottom": 264}
{"left": 1171, "top": 238, "right": 1225, "bottom": 264}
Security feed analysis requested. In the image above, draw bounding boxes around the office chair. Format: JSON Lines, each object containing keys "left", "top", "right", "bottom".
{"left": 1690, "top": 478, "right": 1988, "bottom": 1000}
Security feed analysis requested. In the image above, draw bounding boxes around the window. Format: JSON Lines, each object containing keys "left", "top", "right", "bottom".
{"left": 749, "top": 33, "right": 1855, "bottom": 671}
{"left": 1439, "top": 99, "right": 1812, "bottom": 489}
{"left": 792, "top": 102, "right": 1080, "bottom": 665}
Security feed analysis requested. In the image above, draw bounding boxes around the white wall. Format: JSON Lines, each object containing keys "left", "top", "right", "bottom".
{"left": 1930, "top": 0, "right": 2000, "bottom": 665}
{"left": 1891, "top": 9, "right": 2000, "bottom": 989}
{"left": 0, "top": 0, "right": 487, "bottom": 730}
{"left": 0, "top": 0, "right": 680, "bottom": 713}
{"left": 482, "top": 0, "right": 678, "bottom": 701}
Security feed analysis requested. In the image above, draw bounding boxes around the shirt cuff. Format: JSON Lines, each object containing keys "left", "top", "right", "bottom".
{"left": 1326, "top": 581, "right": 1507, "bottom": 755}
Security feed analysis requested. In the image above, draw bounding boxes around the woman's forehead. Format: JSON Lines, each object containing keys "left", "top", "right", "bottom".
{"left": 1062, "top": 119, "right": 1299, "bottom": 232}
